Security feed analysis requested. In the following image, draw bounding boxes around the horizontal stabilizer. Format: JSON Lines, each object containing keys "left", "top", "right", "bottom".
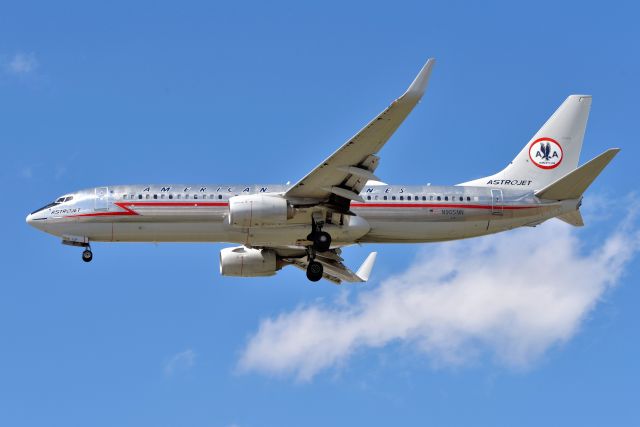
{"left": 535, "top": 148, "right": 620, "bottom": 200}
{"left": 557, "top": 210, "right": 585, "bottom": 227}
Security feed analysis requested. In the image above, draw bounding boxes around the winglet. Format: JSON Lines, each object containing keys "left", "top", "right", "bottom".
{"left": 356, "top": 252, "right": 378, "bottom": 282}
{"left": 404, "top": 58, "right": 436, "bottom": 99}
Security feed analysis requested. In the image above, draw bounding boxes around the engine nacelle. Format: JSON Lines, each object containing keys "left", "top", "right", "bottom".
{"left": 228, "top": 194, "right": 294, "bottom": 227}
{"left": 219, "top": 246, "right": 279, "bottom": 277}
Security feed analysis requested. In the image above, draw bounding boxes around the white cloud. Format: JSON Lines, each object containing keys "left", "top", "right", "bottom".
{"left": 239, "top": 208, "right": 640, "bottom": 381}
{"left": 6, "top": 52, "right": 38, "bottom": 75}
{"left": 164, "top": 349, "right": 197, "bottom": 376}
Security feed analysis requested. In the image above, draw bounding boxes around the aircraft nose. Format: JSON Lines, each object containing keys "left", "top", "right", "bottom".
{"left": 26, "top": 212, "right": 45, "bottom": 230}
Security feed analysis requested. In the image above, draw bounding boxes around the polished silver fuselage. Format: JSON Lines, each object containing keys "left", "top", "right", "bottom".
{"left": 27, "top": 183, "right": 578, "bottom": 248}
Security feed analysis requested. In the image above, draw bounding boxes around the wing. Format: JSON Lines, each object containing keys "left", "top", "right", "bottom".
{"left": 285, "top": 59, "right": 435, "bottom": 209}
{"left": 283, "top": 249, "right": 378, "bottom": 285}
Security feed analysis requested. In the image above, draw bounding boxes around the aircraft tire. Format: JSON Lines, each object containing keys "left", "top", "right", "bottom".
{"left": 312, "top": 231, "right": 331, "bottom": 252}
{"left": 82, "top": 249, "right": 93, "bottom": 263}
{"left": 306, "top": 261, "right": 323, "bottom": 282}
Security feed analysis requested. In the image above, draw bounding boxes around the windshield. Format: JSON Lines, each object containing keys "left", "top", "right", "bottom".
{"left": 30, "top": 194, "right": 73, "bottom": 215}
{"left": 30, "top": 201, "right": 60, "bottom": 215}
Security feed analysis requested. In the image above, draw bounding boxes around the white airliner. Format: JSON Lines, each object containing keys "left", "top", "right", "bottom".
{"left": 26, "top": 59, "right": 619, "bottom": 283}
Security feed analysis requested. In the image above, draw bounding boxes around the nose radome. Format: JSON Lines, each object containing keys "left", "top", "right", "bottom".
{"left": 26, "top": 213, "right": 33, "bottom": 225}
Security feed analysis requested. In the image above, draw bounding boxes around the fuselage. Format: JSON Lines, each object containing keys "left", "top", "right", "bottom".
{"left": 26, "top": 183, "right": 578, "bottom": 248}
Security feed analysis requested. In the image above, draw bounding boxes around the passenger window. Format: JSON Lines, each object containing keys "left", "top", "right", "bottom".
{"left": 146, "top": 194, "right": 150, "bottom": 199}
{"left": 123, "top": 195, "right": 127, "bottom": 199}
{"left": 218, "top": 195, "right": 222, "bottom": 199}
{"left": 392, "top": 196, "right": 396, "bottom": 200}
{"left": 177, "top": 194, "right": 181, "bottom": 199}
{"left": 437, "top": 196, "right": 441, "bottom": 201}
{"left": 383, "top": 196, "right": 388, "bottom": 200}
{"left": 138, "top": 195, "right": 142, "bottom": 200}
{"left": 185, "top": 194, "right": 189, "bottom": 199}
{"left": 422, "top": 196, "right": 426, "bottom": 201}
{"left": 467, "top": 196, "right": 471, "bottom": 201}
{"left": 399, "top": 196, "right": 404, "bottom": 201}
{"left": 367, "top": 196, "right": 371, "bottom": 200}
{"left": 194, "top": 195, "right": 198, "bottom": 199}
{"left": 153, "top": 194, "right": 158, "bottom": 199}
{"left": 445, "top": 196, "right": 449, "bottom": 201}
{"left": 407, "top": 196, "right": 411, "bottom": 201}
{"left": 169, "top": 194, "right": 173, "bottom": 199}
{"left": 161, "top": 194, "right": 165, "bottom": 199}
{"left": 459, "top": 196, "right": 463, "bottom": 202}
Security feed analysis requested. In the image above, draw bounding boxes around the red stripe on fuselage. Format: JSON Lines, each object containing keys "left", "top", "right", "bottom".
{"left": 350, "top": 203, "right": 535, "bottom": 210}
{"left": 67, "top": 201, "right": 230, "bottom": 218}
{"left": 67, "top": 201, "right": 536, "bottom": 218}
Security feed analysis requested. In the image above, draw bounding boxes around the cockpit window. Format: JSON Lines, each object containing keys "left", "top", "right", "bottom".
{"left": 31, "top": 202, "right": 59, "bottom": 215}
{"left": 32, "top": 195, "right": 73, "bottom": 215}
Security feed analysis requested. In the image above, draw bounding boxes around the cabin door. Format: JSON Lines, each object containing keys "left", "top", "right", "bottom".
{"left": 95, "top": 187, "right": 110, "bottom": 211}
{"left": 490, "top": 189, "right": 503, "bottom": 215}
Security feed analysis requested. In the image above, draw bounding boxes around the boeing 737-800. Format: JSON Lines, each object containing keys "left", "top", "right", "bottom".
{"left": 26, "top": 59, "right": 619, "bottom": 283}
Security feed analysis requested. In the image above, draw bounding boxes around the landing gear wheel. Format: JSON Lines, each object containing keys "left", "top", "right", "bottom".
{"left": 312, "top": 231, "right": 331, "bottom": 252}
{"left": 82, "top": 249, "right": 93, "bottom": 263}
{"left": 306, "top": 261, "right": 323, "bottom": 282}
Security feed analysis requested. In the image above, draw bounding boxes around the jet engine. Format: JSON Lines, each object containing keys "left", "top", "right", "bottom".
{"left": 228, "top": 194, "right": 295, "bottom": 227}
{"left": 219, "top": 246, "right": 280, "bottom": 277}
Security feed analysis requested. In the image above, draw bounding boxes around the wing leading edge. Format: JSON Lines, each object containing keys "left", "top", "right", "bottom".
{"left": 285, "top": 59, "right": 436, "bottom": 206}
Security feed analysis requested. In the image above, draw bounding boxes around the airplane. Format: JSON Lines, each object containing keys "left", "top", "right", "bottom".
{"left": 26, "top": 58, "right": 620, "bottom": 284}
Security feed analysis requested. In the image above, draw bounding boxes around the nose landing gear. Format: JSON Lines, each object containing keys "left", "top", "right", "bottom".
{"left": 82, "top": 248, "right": 93, "bottom": 263}
{"left": 62, "top": 238, "right": 94, "bottom": 263}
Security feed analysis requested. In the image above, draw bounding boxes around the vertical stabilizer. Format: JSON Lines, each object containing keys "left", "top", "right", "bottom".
{"left": 460, "top": 95, "right": 592, "bottom": 190}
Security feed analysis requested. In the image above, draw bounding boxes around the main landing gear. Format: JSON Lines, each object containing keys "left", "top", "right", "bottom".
{"left": 306, "top": 259, "right": 323, "bottom": 282}
{"left": 307, "top": 217, "right": 332, "bottom": 252}
{"left": 305, "top": 218, "right": 332, "bottom": 282}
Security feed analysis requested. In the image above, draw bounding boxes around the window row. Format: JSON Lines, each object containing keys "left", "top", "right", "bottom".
{"left": 121, "top": 194, "right": 227, "bottom": 200}
{"left": 366, "top": 195, "right": 473, "bottom": 202}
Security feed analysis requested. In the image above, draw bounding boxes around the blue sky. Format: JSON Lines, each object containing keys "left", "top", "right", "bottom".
{"left": 2, "top": 1, "right": 640, "bottom": 426}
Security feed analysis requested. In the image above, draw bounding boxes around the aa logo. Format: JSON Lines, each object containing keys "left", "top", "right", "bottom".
{"left": 529, "top": 137, "right": 563, "bottom": 169}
